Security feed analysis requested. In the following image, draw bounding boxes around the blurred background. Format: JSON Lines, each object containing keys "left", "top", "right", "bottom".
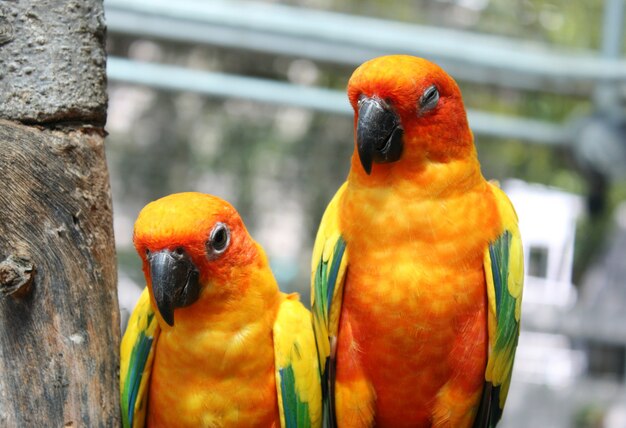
{"left": 104, "top": 0, "right": 626, "bottom": 426}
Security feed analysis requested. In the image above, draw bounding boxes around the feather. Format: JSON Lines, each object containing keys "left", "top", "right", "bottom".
{"left": 274, "top": 296, "right": 323, "bottom": 428}
{"left": 311, "top": 184, "right": 349, "bottom": 427}
{"left": 477, "top": 184, "right": 524, "bottom": 428}
{"left": 120, "top": 288, "right": 160, "bottom": 428}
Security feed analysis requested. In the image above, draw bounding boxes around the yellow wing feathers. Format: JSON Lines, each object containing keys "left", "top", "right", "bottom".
{"left": 490, "top": 183, "right": 524, "bottom": 326}
{"left": 120, "top": 288, "right": 160, "bottom": 428}
{"left": 311, "top": 182, "right": 349, "bottom": 360}
{"left": 273, "top": 295, "right": 322, "bottom": 428}
{"left": 482, "top": 183, "right": 524, "bottom": 422}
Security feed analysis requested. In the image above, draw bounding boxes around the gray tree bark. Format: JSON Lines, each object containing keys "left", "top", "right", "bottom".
{"left": 0, "top": 1, "right": 119, "bottom": 426}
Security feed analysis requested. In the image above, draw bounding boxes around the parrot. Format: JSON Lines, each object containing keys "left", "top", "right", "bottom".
{"left": 120, "top": 192, "right": 321, "bottom": 428}
{"left": 311, "top": 55, "right": 524, "bottom": 428}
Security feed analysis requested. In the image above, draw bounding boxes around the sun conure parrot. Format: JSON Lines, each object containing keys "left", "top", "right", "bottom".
{"left": 121, "top": 192, "right": 321, "bottom": 428}
{"left": 311, "top": 55, "right": 524, "bottom": 428}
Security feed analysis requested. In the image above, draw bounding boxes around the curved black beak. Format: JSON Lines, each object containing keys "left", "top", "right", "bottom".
{"left": 356, "top": 97, "right": 404, "bottom": 174}
{"left": 148, "top": 249, "right": 200, "bottom": 326}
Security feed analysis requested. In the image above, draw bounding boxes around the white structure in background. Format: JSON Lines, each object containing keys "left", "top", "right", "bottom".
{"left": 513, "top": 331, "right": 587, "bottom": 387}
{"left": 503, "top": 179, "right": 584, "bottom": 309}
{"left": 503, "top": 180, "right": 587, "bottom": 387}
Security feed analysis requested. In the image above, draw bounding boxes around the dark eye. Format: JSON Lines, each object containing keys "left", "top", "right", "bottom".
{"left": 419, "top": 85, "right": 439, "bottom": 113}
{"left": 207, "top": 222, "right": 230, "bottom": 256}
{"left": 357, "top": 94, "right": 366, "bottom": 108}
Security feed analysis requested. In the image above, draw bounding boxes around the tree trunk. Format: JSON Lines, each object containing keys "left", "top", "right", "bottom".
{"left": 0, "top": 1, "right": 119, "bottom": 426}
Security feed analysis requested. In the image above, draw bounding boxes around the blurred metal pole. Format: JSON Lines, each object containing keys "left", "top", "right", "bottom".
{"left": 595, "top": 0, "right": 625, "bottom": 110}
{"left": 105, "top": 0, "right": 626, "bottom": 95}
{"left": 601, "top": 0, "right": 625, "bottom": 65}
{"left": 107, "top": 57, "right": 569, "bottom": 146}
{"left": 570, "top": 1, "right": 626, "bottom": 253}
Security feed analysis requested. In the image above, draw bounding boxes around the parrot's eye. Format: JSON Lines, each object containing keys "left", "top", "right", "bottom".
{"left": 419, "top": 85, "right": 439, "bottom": 114}
{"left": 357, "top": 94, "right": 366, "bottom": 108}
{"left": 207, "top": 222, "right": 230, "bottom": 257}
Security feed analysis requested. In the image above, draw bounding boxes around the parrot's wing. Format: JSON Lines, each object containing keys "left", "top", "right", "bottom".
{"left": 274, "top": 294, "right": 323, "bottom": 428}
{"left": 120, "top": 287, "right": 160, "bottom": 428}
{"left": 310, "top": 182, "right": 349, "bottom": 427}
{"left": 474, "top": 184, "right": 524, "bottom": 428}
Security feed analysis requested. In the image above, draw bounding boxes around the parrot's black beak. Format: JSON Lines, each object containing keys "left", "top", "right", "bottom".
{"left": 148, "top": 248, "right": 200, "bottom": 327}
{"left": 356, "top": 97, "right": 404, "bottom": 175}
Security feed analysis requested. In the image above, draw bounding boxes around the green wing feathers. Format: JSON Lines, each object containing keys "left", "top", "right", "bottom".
{"left": 120, "top": 288, "right": 160, "bottom": 428}
{"left": 310, "top": 183, "right": 349, "bottom": 427}
{"left": 274, "top": 295, "right": 323, "bottom": 428}
{"left": 311, "top": 183, "right": 348, "bottom": 366}
{"left": 478, "top": 185, "right": 524, "bottom": 428}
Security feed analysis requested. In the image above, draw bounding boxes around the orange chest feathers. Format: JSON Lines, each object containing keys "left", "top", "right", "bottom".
{"left": 147, "top": 307, "right": 281, "bottom": 427}
{"left": 337, "top": 179, "right": 501, "bottom": 424}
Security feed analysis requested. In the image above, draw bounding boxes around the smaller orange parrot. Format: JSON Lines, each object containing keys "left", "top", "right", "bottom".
{"left": 311, "top": 55, "right": 524, "bottom": 428}
{"left": 120, "top": 192, "right": 321, "bottom": 427}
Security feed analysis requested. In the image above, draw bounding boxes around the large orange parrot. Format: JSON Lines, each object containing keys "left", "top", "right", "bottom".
{"left": 121, "top": 192, "right": 321, "bottom": 427}
{"left": 311, "top": 55, "right": 523, "bottom": 428}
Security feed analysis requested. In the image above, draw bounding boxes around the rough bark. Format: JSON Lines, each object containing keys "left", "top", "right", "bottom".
{"left": 0, "top": 0, "right": 107, "bottom": 124}
{"left": 0, "top": 0, "right": 119, "bottom": 426}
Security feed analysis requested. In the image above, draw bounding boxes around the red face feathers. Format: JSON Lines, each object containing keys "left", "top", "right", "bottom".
{"left": 347, "top": 55, "right": 474, "bottom": 178}
{"left": 133, "top": 192, "right": 258, "bottom": 326}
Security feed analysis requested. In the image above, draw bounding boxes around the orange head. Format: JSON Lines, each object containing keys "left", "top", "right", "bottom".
{"left": 347, "top": 55, "right": 473, "bottom": 179}
{"left": 133, "top": 192, "right": 260, "bottom": 327}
